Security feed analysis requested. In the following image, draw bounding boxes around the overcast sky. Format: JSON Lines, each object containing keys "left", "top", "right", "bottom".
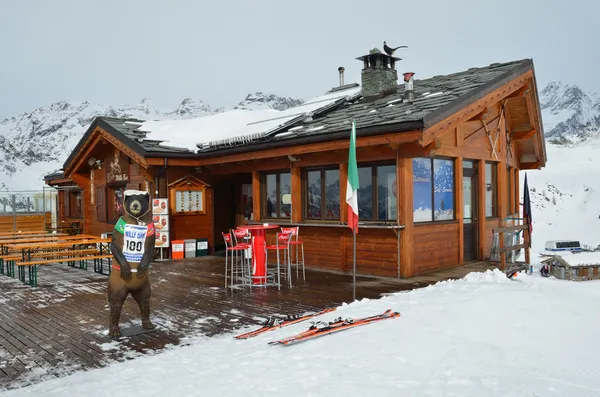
{"left": 0, "top": 0, "right": 598, "bottom": 120}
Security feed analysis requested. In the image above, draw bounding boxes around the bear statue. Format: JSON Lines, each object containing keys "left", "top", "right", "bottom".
{"left": 108, "top": 190, "right": 156, "bottom": 337}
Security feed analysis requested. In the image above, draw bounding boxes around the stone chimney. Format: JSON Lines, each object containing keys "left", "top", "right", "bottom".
{"left": 356, "top": 48, "right": 401, "bottom": 102}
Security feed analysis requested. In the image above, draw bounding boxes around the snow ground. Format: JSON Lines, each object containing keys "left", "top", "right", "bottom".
{"left": 3, "top": 268, "right": 600, "bottom": 396}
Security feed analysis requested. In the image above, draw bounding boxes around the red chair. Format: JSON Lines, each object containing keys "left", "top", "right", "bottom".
{"left": 265, "top": 232, "right": 293, "bottom": 290}
{"left": 281, "top": 226, "right": 305, "bottom": 280}
{"left": 222, "top": 232, "right": 250, "bottom": 288}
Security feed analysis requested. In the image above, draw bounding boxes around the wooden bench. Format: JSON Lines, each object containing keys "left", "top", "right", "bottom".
{"left": 15, "top": 254, "right": 113, "bottom": 287}
{"left": 0, "top": 249, "right": 102, "bottom": 277}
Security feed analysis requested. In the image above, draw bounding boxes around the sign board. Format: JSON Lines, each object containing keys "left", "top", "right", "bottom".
{"left": 152, "top": 198, "right": 170, "bottom": 248}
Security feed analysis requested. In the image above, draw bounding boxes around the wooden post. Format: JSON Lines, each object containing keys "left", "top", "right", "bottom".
{"left": 252, "top": 171, "right": 261, "bottom": 222}
{"left": 398, "top": 155, "right": 414, "bottom": 278}
{"left": 477, "top": 159, "right": 486, "bottom": 259}
{"left": 291, "top": 167, "right": 302, "bottom": 223}
{"left": 455, "top": 157, "right": 464, "bottom": 264}
{"left": 499, "top": 229, "right": 506, "bottom": 270}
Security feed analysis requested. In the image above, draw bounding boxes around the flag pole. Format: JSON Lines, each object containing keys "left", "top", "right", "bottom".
{"left": 353, "top": 226, "right": 356, "bottom": 301}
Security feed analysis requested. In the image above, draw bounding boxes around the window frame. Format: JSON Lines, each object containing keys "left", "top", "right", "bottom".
{"left": 485, "top": 161, "right": 498, "bottom": 218}
{"left": 412, "top": 157, "right": 456, "bottom": 224}
{"left": 68, "top": 189, "right": 83, "bottom": 219}
{"left": 356, "top": 162, "right": 397, "bottom": 222}
{"left": 261, "top": 170, "right": 291, "bottom": 220}
{"left": 303, "top": 166, "right": 341, "bottom": 221}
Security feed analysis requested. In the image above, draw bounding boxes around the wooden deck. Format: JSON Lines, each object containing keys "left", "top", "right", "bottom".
{"left": 0, "top": 255, "right": 495, "bottom": 390}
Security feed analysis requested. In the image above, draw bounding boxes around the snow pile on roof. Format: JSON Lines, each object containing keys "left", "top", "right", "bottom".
{"left": 136, "top": 86, "right": 362, "bottom": 152}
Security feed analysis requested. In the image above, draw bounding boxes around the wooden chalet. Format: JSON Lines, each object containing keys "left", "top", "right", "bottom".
{"left": 45, "top": 50, "right": 547, "bottom": 278}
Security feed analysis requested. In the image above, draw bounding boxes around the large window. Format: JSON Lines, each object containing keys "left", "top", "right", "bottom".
{"left": 412, "top": 158, "right": 454, "bottom": 222}
{"left": 485, "top": 162, "right": 498, "bottom": 217}
{"left": 305, "top": 168, "right": 340, "bottom": 220}
{"left": 357, "top": 164, "right": 397, "bottom": 221}
{"left": 263, "top": 171, "right": 291, "bottom": 218}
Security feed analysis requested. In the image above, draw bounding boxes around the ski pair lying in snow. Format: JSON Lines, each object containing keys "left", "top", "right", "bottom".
{"left": 234, "top": 308, "right": 400, "bottom": 346}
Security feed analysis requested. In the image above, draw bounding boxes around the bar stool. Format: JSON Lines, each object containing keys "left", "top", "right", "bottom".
{"left": 281, "top": 226, "right": 305, "bottom": 280}
{"left": 221, "top": 232, "right": 250, "bottom": 288}
{"left": 232, "top": 228, "right": 252, "bottom": 283}
{"left": 265, "top": 232, "right": 293, "bottom": 290}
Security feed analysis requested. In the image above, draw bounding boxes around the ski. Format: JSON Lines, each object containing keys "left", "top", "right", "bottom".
{"left": 234, "top": 307, "right": 337, "bottom": 339}
{"left": 268, "top": 309, "right": 400, "bottom": 346}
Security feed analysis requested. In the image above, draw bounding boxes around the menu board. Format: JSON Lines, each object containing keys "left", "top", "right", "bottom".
{"left": 152, "top": 198, "right": 170, "bottom": 248}
{"left": 175, "top": 190, "right": 203, "bottom": 212}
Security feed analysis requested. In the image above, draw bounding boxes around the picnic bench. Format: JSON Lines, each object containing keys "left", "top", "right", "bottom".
{"left": 1, "top": 237, "right": 112, "bottom": 287}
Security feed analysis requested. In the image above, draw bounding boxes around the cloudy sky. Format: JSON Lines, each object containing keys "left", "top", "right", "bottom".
{"left": 0, "top": 0, "right": 598, "bottom": 119}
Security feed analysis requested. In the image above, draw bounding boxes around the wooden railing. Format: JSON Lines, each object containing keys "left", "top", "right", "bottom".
{"left": 490, "top": 216, "right": 531, "bottom": 276}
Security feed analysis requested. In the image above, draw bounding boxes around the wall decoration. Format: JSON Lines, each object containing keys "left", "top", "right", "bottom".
{"left": 106, "top": 148, "right": 129, "bottom": 183}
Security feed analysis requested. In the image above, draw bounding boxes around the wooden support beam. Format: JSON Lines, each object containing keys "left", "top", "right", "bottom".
{"left": 398, "top": 156, "right": 414, "bottom": 278}
{"left": 520, "top": 161, "right": 542, "bottom": 170}
{"left": 396, "top": 140, "right": 437, "bottom": 158}
{"left": 477, "top": 159, "right": 486, "bottom": 259}
{"left": 291, "top": 166, "right": 302, "bottom": 223}
{"left": 511, "top": 129, "right": 536, "bottom": 140}
{"left": 455, "top": 157, "right": 464, "bottom": 265}
{"left": 467, "top": 107, "right": 489, "bottom": 122}
{"left": 252, "top": 171, "right": 261, "bottom": 221}
{"left": 420, "top": 70, "right": 532, "bottom": 147}
{"left": 193, "top": 131, "right": 422, "bottom": 167}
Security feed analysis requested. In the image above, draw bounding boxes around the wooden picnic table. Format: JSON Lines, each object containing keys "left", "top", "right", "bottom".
{"left": 0, "top": 233, "right": 69, "bottom": 240}
{"left": 0, "top": 230, "right": 48, "bottom": 236}
{"left": 3, "top": 237, "right": 113, "bottom": 286}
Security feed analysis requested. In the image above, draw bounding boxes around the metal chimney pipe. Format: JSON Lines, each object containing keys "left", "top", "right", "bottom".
{"left": 403, "top": 72, "right": 415, "bottom": 102}
{"left": 338, "top": 66, "right": 345, "bottom": 87}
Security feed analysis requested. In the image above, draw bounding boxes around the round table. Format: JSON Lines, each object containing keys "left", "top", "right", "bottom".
{"left": 236, "top": 224, "right": 279, "bottom": 285}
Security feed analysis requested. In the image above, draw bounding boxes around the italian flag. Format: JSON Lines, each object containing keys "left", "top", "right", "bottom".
{"left": 346, "top": 120, "right": 359, "bottom": 233}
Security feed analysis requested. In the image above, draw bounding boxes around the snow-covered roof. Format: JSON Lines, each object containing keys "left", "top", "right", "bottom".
{"left": 135, "top": 85, "right": 362, "bottom": 153}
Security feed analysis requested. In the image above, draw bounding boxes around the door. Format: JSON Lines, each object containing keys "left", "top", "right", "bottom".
{"left": 463, "top": 162, "right": 478, "bottom": 261}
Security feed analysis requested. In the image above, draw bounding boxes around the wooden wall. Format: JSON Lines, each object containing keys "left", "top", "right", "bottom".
{"left": 412, "top": 223, "right": 460, "bottom": 275}
{"left": 271, "top": 226, "right": 398, "bottom": 278}
{"left": 0, "top": 213, "right": 51, "bottom": 233}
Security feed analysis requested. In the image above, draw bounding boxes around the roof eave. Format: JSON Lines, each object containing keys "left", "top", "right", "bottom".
{"left": 422, "top": 59, "right": 534, "bottom": 129}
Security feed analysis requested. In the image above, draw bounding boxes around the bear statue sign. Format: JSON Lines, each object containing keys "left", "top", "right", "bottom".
{"left": 108, "top": 190, "right": 157, "bottom": 338}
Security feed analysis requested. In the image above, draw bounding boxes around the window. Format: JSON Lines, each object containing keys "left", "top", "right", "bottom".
{"left": 412, "top": 158, "right": 454, "bottom": 222}
{"left": 357, "top": 164, "right": 397, "bottom": 221}
{"left": 263, "top": 171, "right": 291, "bottom": 218}
{"left": 305, "top": 168, "right": 340, "bottom": 220}
{"left": 485, "top": 162, "right": 498, "bottom": 217}
{"left": 68, "top": 190, "right": 82, "bottom": 218}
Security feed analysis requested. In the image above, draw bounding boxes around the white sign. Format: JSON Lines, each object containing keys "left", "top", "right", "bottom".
{"left": 197, "top": 241, "right": 208, "bottom": 250}
{"left": 123, "top": 224, "right": 147, "bottom": 262}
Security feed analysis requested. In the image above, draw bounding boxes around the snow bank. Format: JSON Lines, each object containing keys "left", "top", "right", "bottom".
{"left": 4, "top": 268, "right": 600, "bottom": 396}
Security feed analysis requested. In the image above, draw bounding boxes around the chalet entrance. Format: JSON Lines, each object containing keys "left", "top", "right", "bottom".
{"left": 462, "top": 160, "right": 478, "bottom": 261}
{"left": 212, "top": 174, "right": 252, "bottom": 251}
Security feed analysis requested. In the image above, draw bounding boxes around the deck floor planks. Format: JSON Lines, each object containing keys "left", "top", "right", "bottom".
{"left": 0, "top": 255, "right": 495, "bottom": 390}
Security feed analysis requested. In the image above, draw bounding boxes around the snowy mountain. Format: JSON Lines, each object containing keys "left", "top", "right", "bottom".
{"left": 234, "top": 92, "right": 304, "bottom": 111}
{"left": 0, "top": 93, "right": 303, "bottom": 191}
{"left": 540, "top": 81, "right": 600, "bottom": 144}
